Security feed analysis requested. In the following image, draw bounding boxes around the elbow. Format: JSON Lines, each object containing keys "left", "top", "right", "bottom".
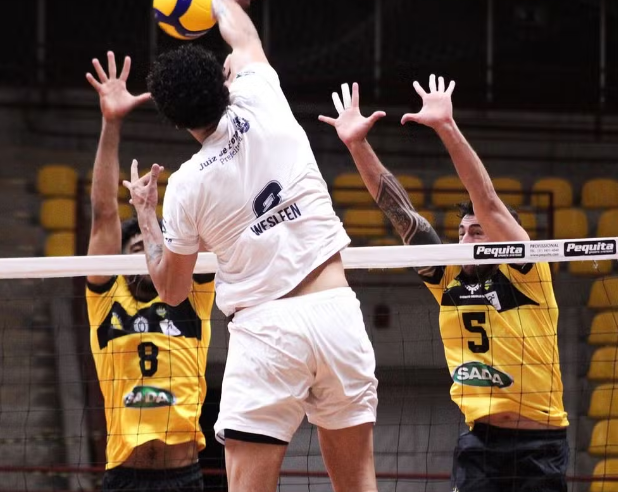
{"left": 158, "top": 290, "right": 185, "bottom": 307}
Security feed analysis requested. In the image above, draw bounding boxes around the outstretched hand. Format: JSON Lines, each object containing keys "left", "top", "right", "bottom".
{"left": 401, "top": 74, "right": 455, "bottom": 130}
{"left": 123, "top": 160, "right": 163, "bottom": 216}
{"left": 318, "top": 82, "right": 385, "bottom": 147}
{"left": 86, "top": 52, "right": 151, "bottom": 123}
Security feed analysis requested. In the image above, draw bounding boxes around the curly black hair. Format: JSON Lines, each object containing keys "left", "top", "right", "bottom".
{"left": 457, "top": 200, "right": 521, "bottom": 225}
{"left": 121, "top": 217, "right": 163, "bottom": 251}
{"left": 147, "top": 44, "right": 230, "bottom": 130}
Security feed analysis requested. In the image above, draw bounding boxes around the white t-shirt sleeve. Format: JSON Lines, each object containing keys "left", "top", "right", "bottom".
{"left": 162, "top": 176, "right": 200, "bottom": 255}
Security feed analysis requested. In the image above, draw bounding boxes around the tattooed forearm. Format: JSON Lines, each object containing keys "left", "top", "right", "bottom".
{"left": 146, "top": 243, "right": 163, "bottom": 265}
{"left": 376, "top": 173, "right": 441, "bottom": 245}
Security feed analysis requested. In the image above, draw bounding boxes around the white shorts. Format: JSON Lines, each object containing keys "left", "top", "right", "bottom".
{"left": 214, "top": 287, "right": 378, "bottom": 444}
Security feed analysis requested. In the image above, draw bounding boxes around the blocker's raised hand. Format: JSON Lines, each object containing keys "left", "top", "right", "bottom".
{"left": 86, "top": 51, "right": 151, "bottom": 123}
{"left": 401, "top": 74, "right": 455, "bottom": 130}
{"left": 319, "top": 82, "right": 385, "bottom": 147}
{"left": 123, "top": 160, "right": 163, "bottom": 215}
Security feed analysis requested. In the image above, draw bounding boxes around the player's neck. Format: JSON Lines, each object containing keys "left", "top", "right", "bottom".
{"left": 189, "top": 123, "right": 218, "bottom": 144}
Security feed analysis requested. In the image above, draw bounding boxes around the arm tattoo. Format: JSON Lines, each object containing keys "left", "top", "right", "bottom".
{"left": 376, "top": 173, "right": 441, "bottom": 246}
{"left": 146, "top": 244, "right": 163, "bottom": 265}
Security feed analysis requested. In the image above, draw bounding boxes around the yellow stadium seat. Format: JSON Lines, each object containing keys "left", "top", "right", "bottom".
{"left": 591, "top": 459, "right": 618, "bottom": 492}
{"left": 37, "top": 165, "right": 78, "bottom": 198}
{"left": 582, "top": 179, "right": 618, "bottom": 209}
{"left": 443, "top": 210, "right": 461, "bottom": 240}
{"left": 589, "top": 347, "right": 618, "bottom": 381}
{"left": 590, "top": 420, "right": 618, "bottom": 456}
{"left": 530, "top": 177, "right": 573, "bottom": 209}
{"left": 44, "top": 232, "right": 76, "bottom": 257}
{"left": 518, "top": 211, "right": 538, "bottom": 239}
{"left": 156, "top": 204, "right": 163, "bottom": 218}
{"left": 332, "top": 173, "right": 374, "bottom": 206}
{"left": 158, "top": 168, "right": 172, "bottom": 184}
{"left": 493, "top": 177, "right": 524, "bottom": 208}
{"left": 568, "top": 260, "right": 614, "bottom": 277}
{"left": 552, "top": 208, "right": 588, "bottom": 239}
{"left": 590, "top": 312, "right": 618, "bottom": 346}
{"left": 589, "top": 278, "right": 618, "bottom": 310}
{"left": 431, "top": 175, "right": 469, "bottom": 208}
{"left": 85, "top": 170, "right": 130, "bottom": 200}
{"left": 589, "top": 384, "right": 618, "bottom": 419}
{"left": 369, "top": 237, "right": 400, "bottom": 246}
{"left": 118, "top": 203, "right": 134, "bottom": 221}
{"left": 40, "top": 198, "right": 76, "bottom": 230}
{"left": 343, "top": 209, "right": 387, "bottom": 238}
{"left": 396, "top": 174, "right": 425, "bottom": 206}
{"left": 417, "top": 209, "right": 437, "bottom": 229}
{"left": 598, "top": 210, "right": 618, "bottom": 238}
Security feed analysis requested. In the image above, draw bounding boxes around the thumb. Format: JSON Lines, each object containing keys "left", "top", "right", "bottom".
{"left": 318, "top": 115, "right": 337, "bottom": 127}
{"left": 401, "top": 112, "right": 421, "bottom": 125}
{"left": 368, "top": 111, "right": 386, "bottom": 126}
{"left": 135, "top": 92, "right": 152, "bottom": 105}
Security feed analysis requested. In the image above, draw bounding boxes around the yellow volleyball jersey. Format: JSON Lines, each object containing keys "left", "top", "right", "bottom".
{"left": 421, "top": 262, "right": 568, "bottom": 428}
{"left": 86, "top": 275, "right": 215, "bottom": 469}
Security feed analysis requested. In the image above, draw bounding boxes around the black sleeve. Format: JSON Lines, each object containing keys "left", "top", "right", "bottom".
{"left": 86, "top": 276, "right": 118, "bottom": 294}
{"left": 193, "top": 273, "right": 215, "bottom": 284}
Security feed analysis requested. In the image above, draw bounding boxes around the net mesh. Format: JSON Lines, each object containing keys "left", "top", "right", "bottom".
{"left": 0, "top": 242, "right": 617, "bottom": 491}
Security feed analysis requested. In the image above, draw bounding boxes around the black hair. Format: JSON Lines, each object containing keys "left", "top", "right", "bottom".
{"left": 121, "top": 217, "right": 163, "bottom": 251}
{"left": 147, "top": 44, "right": 230, "bottom": 130}
{"left": 457, "top": 200, "right": 521, "bottom": 225}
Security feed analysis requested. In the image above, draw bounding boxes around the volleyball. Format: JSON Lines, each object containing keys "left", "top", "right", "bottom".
{"left": 153, "top": 0, "right": 217, "bottom": 41}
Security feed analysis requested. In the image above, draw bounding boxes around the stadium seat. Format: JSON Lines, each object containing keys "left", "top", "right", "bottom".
{"left": 518, "top": 211, "right": 538, "bottom": 239}
{"left": 530, "top": 177, "right": 573, "bottom": 209}
{"left": 396, "top": 174, "right": 425, "bottom": 206}
{"left": 44, "top": 232, "right": 76, "bottom": 257}
{"left": 443, "top": 210, "right": 461, "bottom": 240}
{"left": 156, "top": 204, "right": 163, "bottom": 218}
{"left": 343, "top": 209, "right": 387, "bottom": 238}
{"left": 37, "top": 165, "right": 78, "bottom": 198}
{"left": 598, "top": 209, "right": 618, "bottom": 238}
{"left": 589, "top": 312, "right": 618, "bottom": 346}
{"left": 332, "top": 173, "right": 374, "bottom": 206}
{"left": 588, "top": 347, "right": 618, "bottom": 381}
{"left": 552, "top": 208, "right": 588, "bottom": 239}
{"left": 590, "top": 419, "right": 618, "bottom": 456}
{"left": 589, "top": 384, "right": 618, "bottom": 419}
{"left": 582, "top": 179, "right": 618, "bottom": 209}
{"left": 118, "top": 203, "right": 134, "bottom": 221}
{"left": 591, "top": 459, "right": 618, "bottom": 492}
{"left": 85, "top": 169, "right": 130, "bottom": 200}
{"left": 568, "top": 260, "right": 614, "bottom": 277}
{"left": 431, "top": 175, "right": 469, "bottom": 208}
{"left": 589, "top": 278, "right": 618, "bottom": 310}
{"left": 40, "top": 198, "right": 77, "bottom": 230}
{"left": 417, "top": 209, "right": 437, "bottom": 229}
{"left": 493, "top": 177, "right": 524, "bottom": 208}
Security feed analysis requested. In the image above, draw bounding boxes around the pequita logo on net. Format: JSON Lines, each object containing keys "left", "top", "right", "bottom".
{"left": 564, "top": 240, "right": 617, "bottom": 257}
{"left": 473, "top": 244, "right": 525, "bottom": 260}
{"left": 452, "top": 362, "right": 514, "bottom": 389}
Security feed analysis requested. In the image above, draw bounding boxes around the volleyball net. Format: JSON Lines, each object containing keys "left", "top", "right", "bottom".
{"left": 0, "top": 239, "right": 617, "bottom": 492}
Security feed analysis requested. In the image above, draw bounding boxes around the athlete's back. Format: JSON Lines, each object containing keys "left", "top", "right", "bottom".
{"left": 163, "top": 63, "right": 349, "bottom": 315}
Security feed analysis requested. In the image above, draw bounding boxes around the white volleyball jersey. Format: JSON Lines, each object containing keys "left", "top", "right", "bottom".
{"left": 162, "top": 63, "right": 350, "bottom": 316}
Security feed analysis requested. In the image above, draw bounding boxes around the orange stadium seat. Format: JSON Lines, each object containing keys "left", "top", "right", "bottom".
{"left": 588, "top": 347, "right": 618, "bottom": 381}
{"left": 589, "top": 384, "right": 618, "bottom": 419}
{"left": 493, "top": 177, "right": 524, "bottom": 208}
{"left": 598, "top": 209, "right": 618, "bottom": 238}
{"left": 590, "top": 419, "right": 618, "bottom": 456}
{"left": 518, "top": 211, "right": 538, "bottom": 239}
{"left": 40, "top": 198, "right": 77, "bottom": 230}
{"left": 396, "top": 174, "right": 425, "bottom": 206}
{"left": 44, "top": 232, "right": 76, "bottom": 257}
{"left": 552, "top": 208, "right": 588, "bottom": 239}
{"left": 591, "top": 459, "right": 618, "bottom": 492}
{"left": 431, "top": 175, "right": 469, "bottom": 208}
{"left": 417, "top": 209, "right": 437, "bottom": 229}
{"left": 568, "top": 260, "right": 614, "bottom": 277}
{"left": 343, "top": 209, "right": 387, "bottom": 238}
{"left": 37, "top": 165, "right": 78, "bottom": 198}
{"left": 582, "top": 179, "right": 618, "bottom": 209}
{"left": 443, "top": 210, "right": 461, "bottom": 241}
{"left": 530, "top": 177, "right": 573, "bottom": 209}
{"left": 332, "top": 173, "right": 374, "bottom": 206}
{"left": 589, "top": 278, "right": 618, "bottom": 310}
{"left": 589, "top": 311, "right": 618, "bottom": 346}
{"left": 86, "top": 169, "right": 130, "bottom": 200}
{"left": 118, "top": 203, "right": 134, "bottom": 221}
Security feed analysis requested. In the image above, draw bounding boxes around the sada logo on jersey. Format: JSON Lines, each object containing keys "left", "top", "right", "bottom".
{"left": 452, "top": 362, "right": 514, "bottom": 389}
{"left": 473, "top": 244, "right": 525, "bottom": 260}
{"left": 124, "top": 386, "right": 176, "bottom": 408}
{"left": 564, "top": 240, "right": 616, "bottom": 257}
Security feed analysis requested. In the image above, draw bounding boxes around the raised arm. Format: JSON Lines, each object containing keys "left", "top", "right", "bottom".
{"left": 402, "top": 75, "right": 529, "bottom": 242}
{"left": 319, "top": 83, "right": 440, "bottom": 246}
{"left": 85, "top": 52, "right": 151, "bottom": 284}
{"left": 212, "top": 0, "right": 267, "bottom": 76}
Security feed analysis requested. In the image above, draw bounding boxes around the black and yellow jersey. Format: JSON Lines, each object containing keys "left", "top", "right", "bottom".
{"left": 86, "top": 275, "right": 215, "bottom": 469}
{"left": 420, "top": 262, "right": 568, "bottom": 428}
